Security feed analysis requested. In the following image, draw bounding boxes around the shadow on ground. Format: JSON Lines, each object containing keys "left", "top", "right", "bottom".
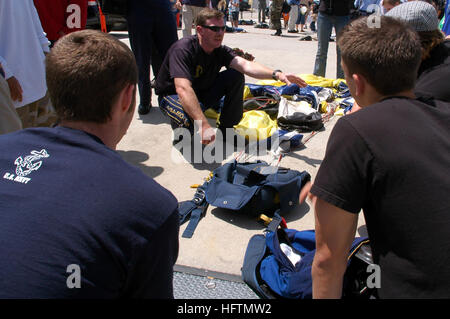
{"left": 117, "top": 150, "right": 164, "bottom": 179}
{"left": 211, "top": 201, "right": 310, "bottom": 230}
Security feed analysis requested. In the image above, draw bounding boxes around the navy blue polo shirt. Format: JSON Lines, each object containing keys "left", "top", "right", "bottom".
{"left": 0, "top": 126, "right": 179, "bottom": 298}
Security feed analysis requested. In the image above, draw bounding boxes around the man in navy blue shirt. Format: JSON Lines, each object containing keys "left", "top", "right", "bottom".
{"left": 155, "top": 8, "right": 307, "bottom": 145}
{"left": 0, "top": 30, "right": 179, "bottom": 298}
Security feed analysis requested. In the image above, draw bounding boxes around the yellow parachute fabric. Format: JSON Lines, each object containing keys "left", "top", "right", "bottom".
{"left": 234, "top": 110, "right": 278, "bottom": 140}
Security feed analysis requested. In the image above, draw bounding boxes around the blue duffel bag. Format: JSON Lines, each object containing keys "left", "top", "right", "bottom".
{"left": 242, "top": 213, "right": 377, "bottom": 299}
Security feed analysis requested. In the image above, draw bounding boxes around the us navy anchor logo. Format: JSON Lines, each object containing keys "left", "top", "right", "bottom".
{"left": 3, "top": 149, "right": 50, "bottom": 184}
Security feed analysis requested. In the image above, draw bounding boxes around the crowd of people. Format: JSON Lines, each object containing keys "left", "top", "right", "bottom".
{"left": 0, "top": 0, "right": 449, "bottom": 299}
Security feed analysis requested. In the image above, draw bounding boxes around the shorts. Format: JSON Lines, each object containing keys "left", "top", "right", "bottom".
{"left": 230, "top": 11, "right": 239, "bottom": 21}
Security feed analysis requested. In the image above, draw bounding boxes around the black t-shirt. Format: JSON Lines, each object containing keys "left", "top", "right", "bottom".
{"left": 0, "top": 127, "right": 179, "bottom": 298}
{"left": 155, "top": 35, "right": 237, "bottom": 96}
{"left": 311, "top": 97, "right": 450, "bottom": 298}
{"left": 318, "top": 0, "right": 352, "bottom": 16}
{"left": 415, "top": 40, "right": 450, "bottom": 102}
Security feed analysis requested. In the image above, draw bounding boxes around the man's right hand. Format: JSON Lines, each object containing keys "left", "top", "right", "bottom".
{"left": 199, "top": 122, "right": 216, "bottom": 145}
{"left": 6, "top": 76, "right": 23, "bottom": 102}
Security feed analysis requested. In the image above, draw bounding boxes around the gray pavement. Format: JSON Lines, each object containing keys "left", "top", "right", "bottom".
{"left": 113, "top": 11, "right": 367, "bottom": 284}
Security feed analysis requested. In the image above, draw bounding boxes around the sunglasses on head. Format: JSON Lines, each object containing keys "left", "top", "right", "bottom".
{"left": 201, "top": 25, "right": 226, "bottom": 32}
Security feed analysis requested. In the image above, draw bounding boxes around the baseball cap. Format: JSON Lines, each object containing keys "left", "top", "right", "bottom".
{"left": 386, "top": 1, "right": 439, "bottom": 32}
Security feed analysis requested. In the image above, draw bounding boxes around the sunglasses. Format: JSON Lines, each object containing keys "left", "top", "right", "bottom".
{"left": 201, "top": 25, "right": 226, "bottom": 32}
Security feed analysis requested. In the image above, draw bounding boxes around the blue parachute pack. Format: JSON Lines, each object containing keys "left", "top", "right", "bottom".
{"left": 242, "top": 213, "right": 377, "bottom": 299}
{"left": 178, "top": 160, "right": 311, "bottom": 238}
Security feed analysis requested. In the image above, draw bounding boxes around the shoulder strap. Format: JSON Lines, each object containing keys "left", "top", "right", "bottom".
{"left": 265, "top": 211, "right": 283, "bottom": 233}
{"left": 181, "top": 185, "right": 209, "bottom": 238}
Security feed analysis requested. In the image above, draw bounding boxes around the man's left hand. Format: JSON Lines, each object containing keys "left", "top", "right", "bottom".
{"left": 278, "top": 72, "right": 308, "bottom": 87}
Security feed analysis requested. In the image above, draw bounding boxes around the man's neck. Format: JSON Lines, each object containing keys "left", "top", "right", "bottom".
{"left": 361, "top": 89, "right": 416, "bottom": 107}
{"left": 379, "top": 90, "right": 416, "bottom": 101}
{"left": 58, "top": 120, "right": 118, "bottom": 150}
{"left": 198, "top": 36, "right": 215, "bottom": 54}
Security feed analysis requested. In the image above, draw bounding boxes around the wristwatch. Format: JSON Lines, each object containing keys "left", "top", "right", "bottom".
{"left": 272, "top": 69, "right": 282, "bottom": 81}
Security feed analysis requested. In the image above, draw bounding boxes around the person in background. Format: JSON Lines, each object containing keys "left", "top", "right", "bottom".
{"left": 270, "top": 0, "right": 284, "bottom": 36}
{"left": 0, "top": 0, "right": 52, "bottom": 129}
{"left": 387, "top": 1, "right": 450, "bottom": 101}
{"left": 287, "top": 0, "right": 300, "bottom": 33}
{"left": 34, "top": 0, "right": 87, "bottom": 47}
{"left": 258, "top": 0, "right": 267, "bottom": 23}
{"left": 313, "top": 0, "right": 352, "bottom": 79}
{"left": 353, "top": 0, "right": 382, "bottom": 16}
{"left": 0, "top": 61, "right": 22, "bottom": 135}
{"left": 382, "top": 0, "right": 401, "bottom": 13}
{"left": 229, "top": 0, "right": 240, "bottom": 29}
{"left": 177, "top": 0, "right": 211, "bottom": 38}
{"left": 125, "top": 0, "right": 178, "bottom": 115}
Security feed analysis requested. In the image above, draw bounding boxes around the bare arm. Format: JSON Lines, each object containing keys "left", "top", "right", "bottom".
{"left": 311, "top": 196, "right": 358, "bottom": 299}
{"left": 174, "top": 77, "right": 215, "bottom": 144}
{"left": 229, "top": 56, "right": 307, "bottom": 87}
{"left": 6, "top": 76, "right": 23, "bottom": 102}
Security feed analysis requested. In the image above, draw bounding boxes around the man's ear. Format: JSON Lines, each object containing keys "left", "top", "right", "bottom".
{"left": 352, "top": 73, "right": 366, "bottom": 98}
{"left": 120, "top": 84, "right": 135, "bottom": 113}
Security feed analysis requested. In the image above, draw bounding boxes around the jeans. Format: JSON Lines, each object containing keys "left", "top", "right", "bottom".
{"left": 313, "top": 12, "right": 350, "bottom": 79}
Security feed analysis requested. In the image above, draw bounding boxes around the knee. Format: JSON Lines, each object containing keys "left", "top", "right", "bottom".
{"left": 229, "top": 69, "right": 245, "bottom": 84}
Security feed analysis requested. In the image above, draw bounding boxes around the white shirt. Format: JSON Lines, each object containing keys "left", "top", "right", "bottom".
{"left": 0, "top": 0, "right": 50, "bottom": 108}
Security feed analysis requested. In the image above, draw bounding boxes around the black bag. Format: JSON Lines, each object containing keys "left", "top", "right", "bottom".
{"left": 277, "top": 97, "right": 324, "bottom": 132}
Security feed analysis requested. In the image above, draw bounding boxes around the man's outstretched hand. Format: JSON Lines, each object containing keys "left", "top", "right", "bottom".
{"left": 278, "top": 73, "right": 308, "bottom": 88}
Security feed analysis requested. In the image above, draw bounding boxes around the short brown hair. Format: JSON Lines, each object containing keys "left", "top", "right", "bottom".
{"left": 337, "top": 16, "right": 422, "bottom": 95}
{"left": 195, "top": 8, "right": 224, "bottom": 26}
{"left": 46, "top": 30, "right": 138, "bottom": 123}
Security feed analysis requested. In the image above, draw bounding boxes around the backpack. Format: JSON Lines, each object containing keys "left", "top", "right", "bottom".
{"left": 204, "top": 160, "right": 311, "bottom": 217}
{"left": 242, "top": 213, "right": 378, "bottom": 299}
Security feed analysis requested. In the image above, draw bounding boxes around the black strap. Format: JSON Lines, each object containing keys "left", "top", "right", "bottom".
{"left": 265, "top": 210, "right": 282, "bottom": 233}
{"left": 181, "top": 185, "right": 209, "bottom": 238}
{"left": 182, "top": 206, "right": 207, "bottom": 238}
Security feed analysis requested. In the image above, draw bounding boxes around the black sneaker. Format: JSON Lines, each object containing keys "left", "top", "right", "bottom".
{"left": 138, "top": 104, "right": 151, "bottom": 115}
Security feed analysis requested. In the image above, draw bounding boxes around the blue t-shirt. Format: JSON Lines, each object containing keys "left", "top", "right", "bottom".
{"left": 0, "top": 126, "right": 179, "bottom": 298}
